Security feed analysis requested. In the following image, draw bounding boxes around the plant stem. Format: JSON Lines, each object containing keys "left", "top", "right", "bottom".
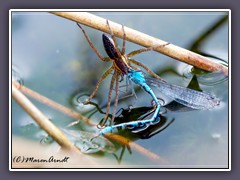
{"left": 12, "top": 80, "right": 96, "bottom": 126}
{"left": 51, "top": 11, "right": 228, "bottom": 75}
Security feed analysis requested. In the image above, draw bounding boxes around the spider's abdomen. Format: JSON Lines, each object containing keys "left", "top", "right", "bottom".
{"left": 102, "top": 34, "right": 129, "bottom": 75}
{"left": 102, "top": 33, "right": 119, "bottom": 60}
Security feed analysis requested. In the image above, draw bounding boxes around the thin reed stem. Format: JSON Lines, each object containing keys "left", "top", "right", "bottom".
{"left": 51, "top": 11, "right": 228, "bottom": 75}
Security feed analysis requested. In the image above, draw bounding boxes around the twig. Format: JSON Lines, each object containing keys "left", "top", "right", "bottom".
{"left": 12, "top": 80, "right": 96, "bottom": 126}
{"left": 51, "top": 11, "right": 228, "bottom": 75}
{"left": 12, "top": 83, "right": 81, "bottom": 154}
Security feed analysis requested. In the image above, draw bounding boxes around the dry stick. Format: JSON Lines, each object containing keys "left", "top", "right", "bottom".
{"left": 12, "top": 83, "right": 80, "bottom": 154}
{"left": 12, "top": 81, "right": 164, "bottom": 162}
{"left": 51, "top": 11, "right": 228, "bottom": 75}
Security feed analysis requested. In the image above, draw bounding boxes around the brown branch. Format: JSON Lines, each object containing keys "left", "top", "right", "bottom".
{"left": 51, "top": 11, "right": 228, "bottom": 75}
{"left": 12, "top": 80, "right": 96, "bottom": 126}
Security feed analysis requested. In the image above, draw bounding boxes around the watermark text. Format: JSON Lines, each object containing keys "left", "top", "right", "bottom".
{"left": 12, "top": 155, "right": 70, "bottom": 164}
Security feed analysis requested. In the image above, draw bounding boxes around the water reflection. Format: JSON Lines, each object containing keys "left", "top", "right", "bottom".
{"left": 189, "top": 15, "right": 228, "bottom": 53}
{"left": 114, "top": 106, "right": 175, "bottom": 139}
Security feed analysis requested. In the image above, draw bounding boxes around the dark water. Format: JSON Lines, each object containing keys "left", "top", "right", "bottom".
{"left": 11, "top": 11, "right": 229, "bottom": 168}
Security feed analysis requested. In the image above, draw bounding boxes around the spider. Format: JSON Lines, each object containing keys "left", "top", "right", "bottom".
{"left": 77, "top": 20, "right": 169, "bottom": 127}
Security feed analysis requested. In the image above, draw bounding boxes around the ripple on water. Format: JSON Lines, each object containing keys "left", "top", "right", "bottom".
{"left": 181, "top": 57, "right": 228, "bottom": 86}
{"left": 71, "top": 93, "right": 97, "bottom": 112}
